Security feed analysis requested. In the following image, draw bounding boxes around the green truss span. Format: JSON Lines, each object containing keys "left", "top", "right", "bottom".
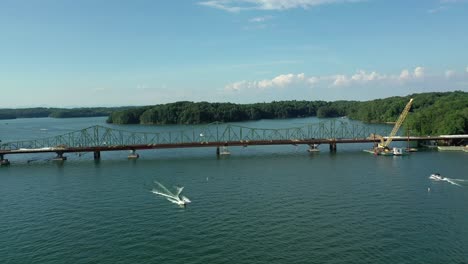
{"left": 0, "top": 121, "right": 393, "bottom": 151}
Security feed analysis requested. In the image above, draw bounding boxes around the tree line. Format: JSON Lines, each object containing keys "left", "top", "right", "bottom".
{"left": 2, "top": 91, "right": 465, "bottom": 135}
{"left": 106, "top": 91, "right": 467, "bottom": 135}
{"left": 0, "top": 107, "right": 132, "bottom": 120}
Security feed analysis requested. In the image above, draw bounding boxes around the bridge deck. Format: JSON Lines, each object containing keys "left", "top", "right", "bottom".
{"left": 1, "top": 136, "right": 464, "bottom": 156}
{"left": 1, "top": 122, "right": 466, "bottom": 157}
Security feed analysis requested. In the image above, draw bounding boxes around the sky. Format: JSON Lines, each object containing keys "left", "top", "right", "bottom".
{"left": 1, "top": 0, "right": 468, "bottom": 108}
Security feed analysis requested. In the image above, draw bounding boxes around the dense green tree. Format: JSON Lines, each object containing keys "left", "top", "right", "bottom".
{"left": 3, "top": 91, "right": 466, "bottom": 135}
{"left": 107, "top": 91, "right": 468, "bottom": 135}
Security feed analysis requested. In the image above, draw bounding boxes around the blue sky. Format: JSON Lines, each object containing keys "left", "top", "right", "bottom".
{"left": 1, "top": 0, "right": 467, "bottom": 107}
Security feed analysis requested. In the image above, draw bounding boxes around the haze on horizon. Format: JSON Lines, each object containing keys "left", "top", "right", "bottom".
{"left": 1, "top": 0, "right": 467, "bottom": 108}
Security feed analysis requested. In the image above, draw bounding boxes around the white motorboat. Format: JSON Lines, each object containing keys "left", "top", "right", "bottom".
{"left": 429, "top": 173, "right": 444, "bottom": 181}
{"left": 220, "top": 146, "right": 230, "bottom": 156}
{"left": 152, "top": 182, "right": 191, "bottom": 207}
{"left": 307, "top": 144, "right": 320, "bottom": 153}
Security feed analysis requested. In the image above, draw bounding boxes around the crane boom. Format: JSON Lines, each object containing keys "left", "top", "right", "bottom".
{"left": 383, "top": 98, "right": 413, "bottom": 148}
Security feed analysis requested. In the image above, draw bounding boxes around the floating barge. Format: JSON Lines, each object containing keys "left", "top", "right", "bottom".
{"left": 437, "top": 146, "right": 467, "bottom": 152}
{"left": 363, "top": 147, "right": 408, "bottom": 156}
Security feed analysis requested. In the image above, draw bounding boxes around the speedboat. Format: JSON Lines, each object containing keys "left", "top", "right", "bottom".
{"left": 429, "top": 173, "right": 444, "bottom": 181}
{"left": 152, "top": 190, "right": 191, "bottom": 207}
{"left": 152, "top": 183, "right": 191, "bottom": 207}
{"left": 428, "top": 173, "right": 462, "bottom": 186}
{"left": 307, "top": 144, "right": 320, "bottom": 153}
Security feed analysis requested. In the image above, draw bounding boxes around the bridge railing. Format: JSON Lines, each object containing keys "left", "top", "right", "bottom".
{"left": 0, "top": 121, "right": 393, "bottom": 151}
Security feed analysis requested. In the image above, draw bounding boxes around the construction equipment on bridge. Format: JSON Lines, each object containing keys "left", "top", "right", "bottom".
{"left": 369, "top": 98, "right": 414, "bottom": 155}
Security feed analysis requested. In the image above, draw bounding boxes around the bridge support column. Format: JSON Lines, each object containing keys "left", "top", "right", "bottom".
{"left": 216, "top": 146, "right": 220, "bottom": 156}
{"left": 53, "top": 152, "right": 67, "bottom": 161}
{"left": 329, "top": 143, "right": 337, "bottom": 152}
{"left": 93, "top": 151, "right": 101, "bottom": 160}
{"left": 1, "top": 154, "right": 10, "bottom": 166}
{"left": 128, "top": 150, "right": 139, "bottom": 159}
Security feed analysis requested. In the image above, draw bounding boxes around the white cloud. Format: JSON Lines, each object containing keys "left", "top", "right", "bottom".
{"left": 332, "top": 75, "right": 349, "bottom": 86}
{"left": 225, "top": 73, "right": 307, "bottom": 91}
{"left": 199, "top": 0, "right": 362, "bottom": 12}
{"left": 221, "top": 66, "right": 468, "bottom": 102}
{"left": 398, "top": 67, "right": 424, "bottom": 81}
{"left": 399, "top": 69, "right": 410, "bottom": 80}
{"left": 249, "top": 15, "right": 272, "bottom": 23}
{"left": 428, "top": 6, "right": 448, "bottom": 13}
{"left": 414, "top": 67, "right": 425, "bottom": 78}
{"left": 428, "top": 0, "right": 466, "bottom": 14}
{"left": 308, "top": 76, "right": 320, "bottom": 86}
{"left": 224, "top": 66, "right": 449, "bottom": 92}
{"left": 440, "top": 0, "right": 467, "bottom": 3}
{"left": 445, "top": 70, "right": 456, "bottom": 78}
{"left": 225, "top": 80, "right": 251, "bottom": 91}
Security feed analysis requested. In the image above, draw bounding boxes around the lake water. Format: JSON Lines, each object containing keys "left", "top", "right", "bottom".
{"left": 1, "top": 117, "right": 467, "bottom": 263}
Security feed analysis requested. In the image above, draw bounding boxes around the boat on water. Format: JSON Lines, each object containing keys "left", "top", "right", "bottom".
{"left": 220, "top": 146, "right": 230, "bottom": 156}
{"left": 392, "top": 147, "right": 404, "bottom": 156}
{"left": 437, "top": 146, "right": 466, "bottom": 151}
{"left": 428, "top": 173, "right": 462, "bottom": 186}
{"left": 154, "top": 190, "right": 191, "bottom": 207}
{"left": 152, "top": 182, "right": 191, "bottom": 207}
{"left": 429, "top": 173, "right": 444, "bottom": 181}
{"left": 364, "top": 147, "right": 407, "bottom": 156}
{"left": 307, "top": 144, "right": 320, "bottom": 153}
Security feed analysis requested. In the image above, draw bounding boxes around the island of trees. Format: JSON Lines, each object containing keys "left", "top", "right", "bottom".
{"left": 106, "top": 91, "right": 467, "bottom": 135}
{"left": 1, "top": 91, "right": 466, "bottom": 135}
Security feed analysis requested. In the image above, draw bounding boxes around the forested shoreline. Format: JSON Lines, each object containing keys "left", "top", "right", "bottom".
{"left": 2, "top": 91, "right": 466, "bottom": 135}
{"left": 0, "top": 107, "right": 133, "bottom": 120}
{"left": 106, "top": 91, "right": 467, "bottom": 135}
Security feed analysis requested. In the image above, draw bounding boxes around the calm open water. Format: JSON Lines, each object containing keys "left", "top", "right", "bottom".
{"left": 1, "top": 117, "right": 467, "bottom": 264}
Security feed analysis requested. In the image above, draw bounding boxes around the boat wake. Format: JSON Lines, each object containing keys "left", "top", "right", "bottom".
{"left": 429, "top": 174, "right": 463, "bottom": 187}
{"left": 151, "top": 181, "right": 191, "bottom": 207}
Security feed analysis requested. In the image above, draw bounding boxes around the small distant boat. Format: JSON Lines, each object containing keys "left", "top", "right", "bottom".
{"left": 220, "top": 146, "right": 230, "bottom": 156}
{"left": 392, "top": 147, "right": 404, "bottom": 156}
{"left": 428, "top": 173, "right": 462, "bottom": 186}
{"left": 437, "top": 146, "right": 465, "bottom": 151}
{"left": 429, "top": 173, "right": 443, "bottom": 181}
{"left": 152, "top": 181, "right": 191, "bottom": 207}
{"left": 405, "top": 147, "right": 418, "bottom": 152}
{"left": 364, "top": 147, "right": 407, "bottom": 156}
{"left": 153, "top": 190, "right": 191, "bottom": 207}
{"left": 307, "top": 144, "right": 320, "bottom": 153}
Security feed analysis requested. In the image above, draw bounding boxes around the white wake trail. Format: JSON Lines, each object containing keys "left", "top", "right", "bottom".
{"left": 443, "top": 178, "right": 462, "bottom": 187}
{"left": 151, "top": 181, "right": 191, "bottom": 206}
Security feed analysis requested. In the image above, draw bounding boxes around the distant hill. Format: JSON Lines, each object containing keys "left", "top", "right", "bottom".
{"left": 106, "top": 91, "right": 468, "bottom": 135}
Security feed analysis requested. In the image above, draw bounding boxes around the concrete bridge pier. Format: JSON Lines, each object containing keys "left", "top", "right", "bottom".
{"left": 53, "top": 152, "right": 67, "bottom": 161}
{"left": 329, "top": 142, "right": 337, "bottom": 152}
{"left": 93, "top": 151, "right": 101, "bottom": 160}
{"left": 1, "top": 154, "right": 10, "bottom": 166}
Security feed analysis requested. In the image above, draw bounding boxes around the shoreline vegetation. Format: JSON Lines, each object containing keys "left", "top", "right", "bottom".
{"left": 0, "top": 107, "right": 132, "bottom": 120}
{"left": 107, "top": 91, "right": 468, "bottom": 135}
{"left": 105, "top": 91, "right": 467, "bottom": 135}
{"left": 1, "top": 91, "right": 466, "bottom": 135}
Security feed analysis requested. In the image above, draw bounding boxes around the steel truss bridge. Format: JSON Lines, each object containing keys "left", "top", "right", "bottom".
{"left": 1, "top": 121, "right": 466, "bottom": 163}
